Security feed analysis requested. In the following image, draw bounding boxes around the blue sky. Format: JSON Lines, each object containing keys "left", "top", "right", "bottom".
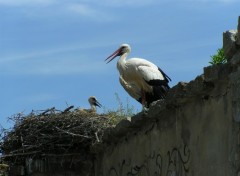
{"left": 0, "top": 0, "right": 239, "bottom": 129}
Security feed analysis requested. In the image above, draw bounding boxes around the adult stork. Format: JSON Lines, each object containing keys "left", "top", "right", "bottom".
{"left": 105, "top": 44, "right": 171, "bottom": 107}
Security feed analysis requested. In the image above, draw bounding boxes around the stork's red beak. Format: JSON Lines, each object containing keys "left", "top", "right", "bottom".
{"left": 105, "top": 47, "right": 122, "bottom": 63}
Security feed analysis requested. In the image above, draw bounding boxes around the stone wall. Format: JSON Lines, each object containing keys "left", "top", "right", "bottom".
{"left": 93, "top": 17, "right": 240, "bottom": 176}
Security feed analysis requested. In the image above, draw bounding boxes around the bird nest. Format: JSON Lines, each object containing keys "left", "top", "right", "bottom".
{"left": 0, "top": 106, "right": 120, "bottom": 165}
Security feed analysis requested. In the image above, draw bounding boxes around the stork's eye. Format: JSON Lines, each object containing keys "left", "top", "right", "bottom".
{"left": 120, "top": 46, "right": 128, "bottom": 54}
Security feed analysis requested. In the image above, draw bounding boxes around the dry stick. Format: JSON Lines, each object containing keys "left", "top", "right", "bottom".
{"left": 54, "top": 127, "right": 91, "bottom": 138}
{"left": 95, "top": 130, "right": 100, "bottom": 143}
{"left": 41, "top": 153, "right": 83, "bottom": 157}
{"left": 20, "top": 133, "right": 25, "bottom": 154}
{"left": 1, "top": 151, "right": 41, "bottom": 158}
{"left": 9, "top": 144, "right": 40, "bottom": 154}
{"left": 62, "top": 106, "right": 74, "bottom": 113}
{"left": 40, "top": 107, "right": 56, "bottom": 116}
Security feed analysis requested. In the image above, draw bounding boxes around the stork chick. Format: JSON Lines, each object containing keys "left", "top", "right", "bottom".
{"left": 77, "top": 96, "right": 102, "bottom": 113}
{"left": 88, "top": 96, "right": 102, "bottom": 112}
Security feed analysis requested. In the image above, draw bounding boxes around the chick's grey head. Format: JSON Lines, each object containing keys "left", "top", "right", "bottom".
{"left": 88, "top": 96, "right": 102, "bottom": 108}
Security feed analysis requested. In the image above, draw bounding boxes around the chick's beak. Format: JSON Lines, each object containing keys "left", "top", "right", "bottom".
{"left": 94, "top": 100, "right": 102, "bottom": 108}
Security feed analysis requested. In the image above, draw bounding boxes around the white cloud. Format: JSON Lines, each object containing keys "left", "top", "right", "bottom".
{"left": 188, "top": 0, "right": 236, "bottom": 2}
{"left": 0, "top": 0, "right": 156, "bottom": 8}
{"left": 0, "top": 0, "right": 56, "bottom": 6}
{"left": 97, "top": 0, "right": 157, "bottom": 7}
{"left": 1, "top": 57, "right": 109, "bottom": 76}
{"left": 67, "top": 4, "right": 96, "bottom": 16}
{"left": 0, "top": 0, "right": 237, "bottom": 8}
{"left": 82, "top": 0, "right": 238, "bottom": 6}
{"left": 176, "top": 0, "right": 238, "bottom": 3}
{"left": 0, "top": 41, "right": 116, "bottom": 64}
{"left": 185, "top": 0, "right": 236, "bottom": 2}
{"left": 65, "top": 3, "right": 113, "bottom": 21}
{"left": 0, "top": 45, "right": 82, "bottom": 64}
{"left": 0, "top": 0, "right": 114, "bottom": 21}
{"left": 1, "top": 0, "right": 236, "bottom": 22}
{"left": 0, "top": 43, "right": 114, "bottom": 75}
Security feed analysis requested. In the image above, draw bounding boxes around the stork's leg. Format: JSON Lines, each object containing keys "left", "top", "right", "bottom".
{"left": 141, "top": 91, "right": 148, "bottom": 112}
{"left": 141, "top": 90, "right": 145, "bottom": 107}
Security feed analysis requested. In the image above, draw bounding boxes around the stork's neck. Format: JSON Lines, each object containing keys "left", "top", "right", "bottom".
{"left": 117, "top": 53, "right": 128, "bottom": 74}
{"left": 91, "top": 104, "right": 96, "bottom": 112}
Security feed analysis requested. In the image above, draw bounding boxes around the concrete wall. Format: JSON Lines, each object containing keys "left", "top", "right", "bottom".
{"left": 94, "top": 67, "right": 240, "bottom": 176}
{"left": 93, "top": 17, "right": 240, "bottom": 176}
{"left": 9, "top": 155, "right": 94, "bottom": 176}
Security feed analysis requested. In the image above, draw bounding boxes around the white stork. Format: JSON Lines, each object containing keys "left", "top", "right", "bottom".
{"left": 105, "top": 43, "right": 171, "bottom": 107}
{"left": 77, "top": 96, "right": 102, "bottom": 113}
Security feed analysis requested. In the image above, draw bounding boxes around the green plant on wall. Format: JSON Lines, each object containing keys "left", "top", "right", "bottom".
{"left": 209, "top": 48, "right": 227, "bottom": 65}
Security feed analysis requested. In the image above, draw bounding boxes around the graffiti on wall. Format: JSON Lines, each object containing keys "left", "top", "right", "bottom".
{"left": 166, "top": 145, "right": 190, "bottom": 176}
{"left": 102, "top": 145, "right": 190, "bottom": 176}
{"left": 107, "top": 151, "right": 162, "bottom": 176}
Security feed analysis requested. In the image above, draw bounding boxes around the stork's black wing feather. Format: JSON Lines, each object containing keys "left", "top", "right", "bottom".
{"left": 143, "top": 67, "right": 171, "bottom": 107}
{"left": 158, "top": 67, "right": 171, "bottom": 82}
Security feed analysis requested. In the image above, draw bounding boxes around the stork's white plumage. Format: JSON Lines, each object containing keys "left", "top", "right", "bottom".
{"left": 105, "top": 44, "right": 171, "bottom": 107}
